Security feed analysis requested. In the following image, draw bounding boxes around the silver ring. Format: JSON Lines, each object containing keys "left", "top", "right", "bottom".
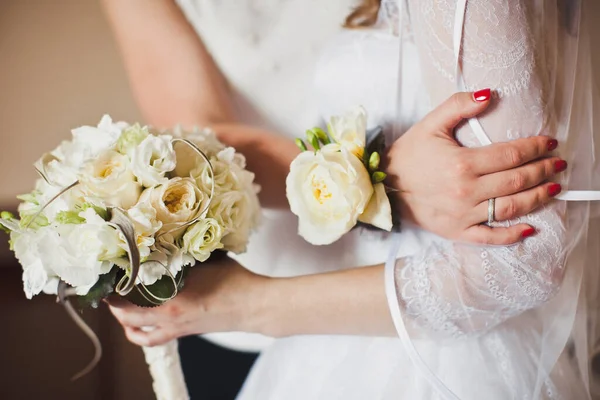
{"left": 487, "top": 198, "right": 496, "bottom": 225}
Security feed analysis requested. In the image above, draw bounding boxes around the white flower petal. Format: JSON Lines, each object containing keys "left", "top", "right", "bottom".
{"left": 358, "top": 183, "right": 393, "bottom": 231}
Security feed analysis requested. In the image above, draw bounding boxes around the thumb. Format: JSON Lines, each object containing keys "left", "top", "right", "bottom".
{"left": 422, "top": 89, "right": 491, "bottom": 138}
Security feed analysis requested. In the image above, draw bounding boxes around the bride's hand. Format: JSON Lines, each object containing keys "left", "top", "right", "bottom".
{"left": 107, "top": 257, "right": 266, "bottom": 347}
{"left": 384, "top": 90, "right": 565, "bottom": 245}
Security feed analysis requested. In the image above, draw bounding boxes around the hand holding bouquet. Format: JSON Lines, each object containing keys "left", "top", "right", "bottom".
{"left": 0, "top": 116, "right": 261, "bottom": 399}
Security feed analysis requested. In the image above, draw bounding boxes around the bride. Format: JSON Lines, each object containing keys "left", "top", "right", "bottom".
{"left": 103, "top": 0, "right": 600, "bottom": 398}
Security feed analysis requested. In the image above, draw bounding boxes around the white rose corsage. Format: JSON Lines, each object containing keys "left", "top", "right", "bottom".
{"left": 286, "top": 106, "right": 393, "bottom": 245}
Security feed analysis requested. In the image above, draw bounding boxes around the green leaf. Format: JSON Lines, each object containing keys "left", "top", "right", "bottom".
{"left": 19, "top": 213, "right": 49, "bottom": 230}
{"left": 16, "top": 193, "right": 39, "bottom": 204}
{"left": 79, "top": 203, "right": 109, "bottom": 221}
{"left": 56, "top": 210, "right": 86, "bottom": 225}
{"left": 75, "top": 267, "right": 120, "bottom": 310}
{"left": 125, "top": 269, "right": 187, "bottom": 308}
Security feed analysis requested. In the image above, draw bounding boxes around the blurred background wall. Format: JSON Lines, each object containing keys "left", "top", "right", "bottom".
{"left": 0, "top": 1, "right": 151, "bottom": 399}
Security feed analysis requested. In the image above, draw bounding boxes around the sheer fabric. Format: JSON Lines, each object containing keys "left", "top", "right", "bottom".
{"left": 386, "top": 0, "right": 600, "bottom": 398}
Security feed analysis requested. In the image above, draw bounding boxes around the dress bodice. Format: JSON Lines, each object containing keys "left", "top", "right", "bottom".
{"left": 176, "top": 0, "right": 357, "bottom": 137}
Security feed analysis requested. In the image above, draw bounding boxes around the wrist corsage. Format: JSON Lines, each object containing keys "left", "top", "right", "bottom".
{"left": 286, "top": 106, "right": 393, "bottom": 245}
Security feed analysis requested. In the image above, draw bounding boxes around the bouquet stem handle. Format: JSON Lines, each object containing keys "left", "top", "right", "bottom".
{"left": 142, "top": 340, "right": 189, "bottom": 400}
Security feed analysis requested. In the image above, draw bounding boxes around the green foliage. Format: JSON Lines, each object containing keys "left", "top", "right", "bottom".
{"left": 75, "top": 267, "right": 120, "bottom": 310}
{"left": 125, "top": 269, "right": 187, "bottom": 308}
{"left": 56, "top": 210, "right": 85, "bottom": 225}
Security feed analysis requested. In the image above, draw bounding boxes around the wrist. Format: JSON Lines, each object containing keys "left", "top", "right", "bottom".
{"left": 230, "top": 271, "right": 277, "bottom": 336}
{"left": 241, "top": 275, "right": 289, "bottom": 338}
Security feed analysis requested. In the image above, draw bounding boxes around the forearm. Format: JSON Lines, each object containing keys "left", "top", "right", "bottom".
{"left": 250, "top": 264, "right": 396, "bottom": 338}
{"left": 101, "top": 0, "right": 235, "bottom": 126}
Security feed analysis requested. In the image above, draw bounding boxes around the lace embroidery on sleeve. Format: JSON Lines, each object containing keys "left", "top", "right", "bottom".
{"left": 392, "top": 0, "right": 569, "bottom": 339}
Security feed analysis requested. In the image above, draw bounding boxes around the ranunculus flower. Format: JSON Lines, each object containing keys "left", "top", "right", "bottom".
{"left": 286, "top": 144, "right": 376, "bottom": 245}
{"left": 78, "top": 150, "right": 141, "bottom": 209}
{"left": 130, "top": 134, "right": 176, "bottom": 187}
{"left": 182, "top": 218, "right": 224, "bottom": 262}
{"left": 328, "top": 106, "right": 368, "bottom": 158}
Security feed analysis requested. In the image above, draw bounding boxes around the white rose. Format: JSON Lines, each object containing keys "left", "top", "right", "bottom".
{"left": 141, "top": 177, "right": 209, "bottom": 233}
{"left": 286, "top": 144, "right": 373, "bottom": 245}
{"left": 130, "top": 134, "right": 176, "bottom": 187}
{"left": 201, "top": 154, "right": 261, "bottom": 254}
{"left": 182, "top": 218, "right": 224, "bottom": 262}
{"left": 172, "top": 128, "right": 228, "bottom": 177}
{"left": 78, "top": 150, "right": 142, "bottom": 209}
{"left": 219, "top": 191, "right": 260, "bottom": 253}
{"left": 127, "top": 201, "right": 163, "bottom": 259}
{"left": 328, "top": 106, "right": 367, "bottom": 158}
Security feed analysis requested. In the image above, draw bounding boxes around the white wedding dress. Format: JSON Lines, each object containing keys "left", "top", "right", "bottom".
{"left": 178, "top": 1, "right": 600, "bottom": 399}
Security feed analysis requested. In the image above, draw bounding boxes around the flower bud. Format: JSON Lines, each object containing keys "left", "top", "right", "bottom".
{"left": 1, "top": 211, "right": 15, "bottom": 220}
{"left": 295, "top": 138, "right": 308, "bottom": 152}
{"left": 372, "top": 171, "right": 387, "bottom": 183}
{"left": 368, "top": 152, "right": 380, "bottom": 171}
{"left": 311, "top": 127, "right": 330, "bottom": 144}
{"left": 306, "top": 130, "right": 321, "bottom": 151}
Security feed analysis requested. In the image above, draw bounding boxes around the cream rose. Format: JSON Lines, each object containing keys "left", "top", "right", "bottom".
{"left": 182, "top": 218, "right": 224, "bottom": 262}
{"left": 78, "top": 150, "right": 141, "bottom": 209}
{"left": 130, "top": 134, "right": 176, "bottom": 187}
{"left": 328, "top": 106, "right": 367, "bottom": 158}
{"left": 286, "top": 144, "right": 373, "bottom": 245}
{"left": 127, "top": 201, "right": 163, "bottom": 259}
{"left": 141, "top": 177, "right": 209, "bottom": 233}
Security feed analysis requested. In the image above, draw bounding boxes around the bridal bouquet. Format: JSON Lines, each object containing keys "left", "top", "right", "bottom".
{"left": 0, "top": 116, "right": 260, "bottom": 400}
{"left": 286, "top": 106, "right": 393, "bottom": 245}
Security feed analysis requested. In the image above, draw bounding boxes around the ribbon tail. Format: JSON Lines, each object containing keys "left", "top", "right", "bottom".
{"left": 58, "top": 280, "right": 102, "bottom": 381}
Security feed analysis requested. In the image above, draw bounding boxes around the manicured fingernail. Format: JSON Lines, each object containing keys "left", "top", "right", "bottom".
{"left": 554, "top": 160, "right": 568, "bottom": 173}
{"left": 547, "top": 139, "right": 558, "bottom": 151}
{"left": 522, "top": 227, "right": 536, "bottom": 238}
{"left": 548, "top": 183, "right": 562, "bottom": 197}
{"left": 473, "top": 88, "right": 491, "bottom": 102}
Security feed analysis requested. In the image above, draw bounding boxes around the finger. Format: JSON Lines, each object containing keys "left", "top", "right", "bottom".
{"left": 467, "top": 136, "right": 559, "bottom": 175}
{"left": 124, "top": 326, "right": 175, "bottom": 347}
{"left": 477, "top": 157, "right": 566, "bottom": 200}
{"left": 471, "top": 182, "right": 562, "bottom": 225}
{"left": 459, "top": 223, "right": 536, "bottom": 246}
{"left": 421, "top": 90, "right": 492, "bottom": 137}
{"left": 108, "top": 303, "right": 160, "bottom": 328}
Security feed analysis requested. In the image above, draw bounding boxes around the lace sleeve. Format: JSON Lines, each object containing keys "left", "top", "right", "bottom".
{"left": 391, "top": 0, "right": 576, "bottom": 338}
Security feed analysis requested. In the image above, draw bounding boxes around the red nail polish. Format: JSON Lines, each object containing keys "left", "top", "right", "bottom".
{"left": 522, "top": 228, "right": 536, "bottom": 238}
{"left": 554, "top": 160, "right": 568, "bottom": 173}
{"left": 548, "top": 183, "right": 562, "bottom": 197}
{"left": 547, "top": 139, "right": 558, "bottom": 151}
{"left": 473, "top": 88, "right": 491, "bottom": 102}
